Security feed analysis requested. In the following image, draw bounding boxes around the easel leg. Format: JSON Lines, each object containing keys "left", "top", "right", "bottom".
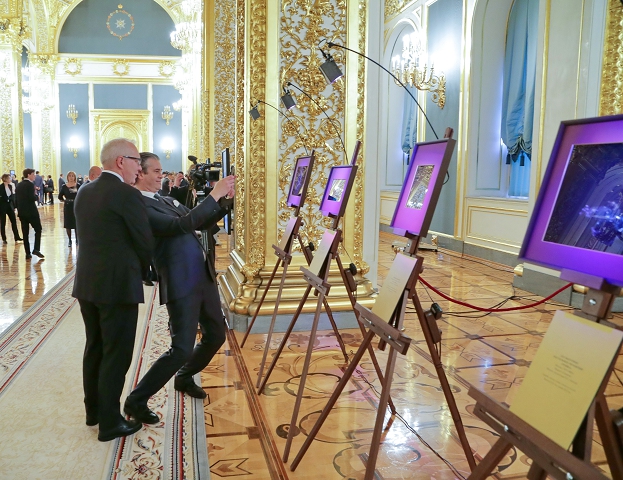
{"left": 240, "top": 259, "right": 281, "bottom": 348}
{"left": 255, "top": 259, "right": 291, "bottom": 388}
{"left": 594, "top": 393, "right": 623, "bottom": 480}
{"left": 334, "top": 255, "right": 396, "bottom": 415}
{"left": 467, "top": 438, "right": 512, "bottom": 480}
{"left": 364, "top": 345, "right": 399, "bottom": 480}
{"left": 322, "top": 297, "right": 349, "bottom": 362}
{"left": 282, "top": 290, "right": 327, "bottom": 462}
{"left": 257, "top": 285, "right": 313, "bottom": 394}
{"left": 290, "top": 329, "right": 376, "bottom": 471}
{"left": 413, "top": 294, "right": 476, "bottom": 470}
{"left": 526, "top": 464, "right": 547, "bottom": 480}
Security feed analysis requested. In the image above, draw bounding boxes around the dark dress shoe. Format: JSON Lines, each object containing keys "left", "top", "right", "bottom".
{"left": 124, "top": 398, "right": 159, "bottom": 425}
{"left": 25, "top": 254, "right": 32, "bottom": 259}
{"left": 86, "top": 414, "right": 98, "bottom": 426}
{"left": 32, "top": 250, "right": 45, "bottom": 258}
{"left": 15, "top": 238, "right": 23, "bottom": 242}
{"left": 174, "top": 378, "right": 207, "bottom": 399}
{"left": 97, "top": 419, "right": 142, "bottom": 442}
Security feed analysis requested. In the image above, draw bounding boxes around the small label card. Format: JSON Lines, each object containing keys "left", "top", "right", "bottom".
{"left": 510, "top": 310, "right": 623, "bottom": 448}
{"left": 278, "top": 217, "right": 299, "bottom": 251}
{"left": 372, "top": 253, "right": 418, "bottom": 322}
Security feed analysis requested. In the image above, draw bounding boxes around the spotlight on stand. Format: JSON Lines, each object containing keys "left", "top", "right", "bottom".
{"left": 248, "top": 100, "right": 310, "bottom": 155}
{"left": 280, "top": 88, "right": 297, "bottom": 111}
{"left": 319, "top": 48, "right": 344, "bottom": 84}
{"left": 319, "top": 40, "right": 439, "bottom": 140}
{"left": 248, "top": 104, "right": 261, "bottom": 120}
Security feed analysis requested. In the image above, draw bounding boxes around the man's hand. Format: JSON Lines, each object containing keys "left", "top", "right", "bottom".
{"left": 209, "top": 175, "right": 235, "bottom": 201}
{"left": 173, "top": 173, "right": 184, "bottom": 188}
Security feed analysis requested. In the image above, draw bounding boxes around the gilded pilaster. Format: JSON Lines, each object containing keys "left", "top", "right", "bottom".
{"left": 0, "top": 22, "right": 26, "bottom": 176}
{"left": 234, "top": 0, "right": 246, "bottom": 253}
{"left": 599, "top": 0, "right": 623, "bottom": 115}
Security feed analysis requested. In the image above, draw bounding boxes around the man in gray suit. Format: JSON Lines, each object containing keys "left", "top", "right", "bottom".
{"left": 123, "top": 152, "right": 234, "bottom": 425}
{"left": 33, "top": 171, "right": 44, "bottom": 206}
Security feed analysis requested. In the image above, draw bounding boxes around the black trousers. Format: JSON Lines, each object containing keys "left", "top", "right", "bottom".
{"left": 0, "top": 204, "right": 20, "bottom": 241}
{"left": 128, "top": 276, "right": 226, "bottom": 403}
{"left": 78, "top": 300, "right": 139, "bottom": 430}
{"left": 20, "top": 216, "right": 42, "bottom": 254}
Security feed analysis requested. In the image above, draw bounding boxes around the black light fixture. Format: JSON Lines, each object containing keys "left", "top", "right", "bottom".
{"left": 319, "top": 48, "right": 344, "bottom": 84}
{"left": 248, "top": 103, "right": 261, "bottom": 120}
{"left": 280, "top": 87, "right": 297, "bottom": 110}
{"left": 248, "top": 99, "right": 310, "bottom": 155}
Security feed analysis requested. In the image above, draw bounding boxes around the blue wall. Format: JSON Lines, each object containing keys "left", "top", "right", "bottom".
{"left": 23, "top": 113, "right": 33, "bottom": 171}
{"left": 94, "top": 84, "right": 148, "bottom": 110}
{"left": 152, "top": 85, "right": 182, "bottom": 168}
{"left": 59, "top": 0, "right": 180, "bottom": 57}
{"left": 426, "top": 0, "right": 462, "bottom": 235}
{"left": 59, "top": 84, "right": 91, "bottom": 176}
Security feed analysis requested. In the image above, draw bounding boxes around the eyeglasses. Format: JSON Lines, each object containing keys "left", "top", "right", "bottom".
{"left": 121, "top": 155, "right": 141, "bottom": 163}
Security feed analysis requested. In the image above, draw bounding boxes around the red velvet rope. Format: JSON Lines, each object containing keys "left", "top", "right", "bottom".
{"left": 418, "top": 277, "right": 574, "bottom": 312}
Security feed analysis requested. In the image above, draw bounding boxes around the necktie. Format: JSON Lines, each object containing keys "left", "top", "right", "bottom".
{"left": 153, "top": 193, "right": 163, "bottom": 201}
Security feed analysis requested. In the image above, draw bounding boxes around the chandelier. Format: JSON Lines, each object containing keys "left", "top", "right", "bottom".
{"left": 170, "top": 22, "right": 202, "bottom": 53}
{"left": 391, "top": 32, "right": 446, "bottom": 109}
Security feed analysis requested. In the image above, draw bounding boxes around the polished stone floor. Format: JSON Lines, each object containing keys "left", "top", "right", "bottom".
{"left": 2, "top": 203, "right": 622, "bottom": 479}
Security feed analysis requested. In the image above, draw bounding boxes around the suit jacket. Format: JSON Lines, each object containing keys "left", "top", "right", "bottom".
{"left": 33, "top": 174, "right": 44, "bottom": 190}
{"left": 15, "top": 180, "right": 39, "bottom": 220}
{"left": 72, "top": 172, "right": 154, "bottom": 304}
{"left": 0, "top": 183, "right": 15, "bottom": 211}
{"left": 46, "top": 178, "right": 54, "bottom": 190}
{"left": 58, "top": 177, "right": 66, "bottom": 189}
{"left": 144, "top": 194, "right": 229, "bottom": 305}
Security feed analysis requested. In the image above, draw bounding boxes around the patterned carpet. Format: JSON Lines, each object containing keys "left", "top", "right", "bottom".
{"left": 0, "top": 273, "right": 209, "bottom": 480}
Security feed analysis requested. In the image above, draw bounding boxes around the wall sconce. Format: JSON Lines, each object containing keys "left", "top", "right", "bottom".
{"left": 161, "top": 105, "right": 174, "bottom": 125}
{"left": 161, "top": 137, "right": 174, "bottom": 159}
{"left": 66, "top": 104, "right": 78, "bottom": 124}
{"left": 280, "top": 88, "right": 296, "bottom": 110}
{"left": 67, "top": 136, "right": 81, "bottom": 158}
{"left": 172, "top": 99, "right": 183, "bottom": 111}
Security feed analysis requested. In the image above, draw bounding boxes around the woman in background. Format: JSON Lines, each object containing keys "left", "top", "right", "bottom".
{"left": 58, "top": 171, "right": 79, "bottom": 246}
{"left": 0, "top": 173, "right": 22, "bottom": 244}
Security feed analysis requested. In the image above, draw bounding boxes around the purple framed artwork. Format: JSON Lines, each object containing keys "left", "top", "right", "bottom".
{"left": 390, "top": 138, "right": 456, "bottom": 238}
{"left": 287, "top": 153, "right": 315, "bottom": 212}
{"left": 519, "top": 114, "right": 623, "bottom": 286}
{"left": 319, "top": 164, "right": 358, "bottom": 219}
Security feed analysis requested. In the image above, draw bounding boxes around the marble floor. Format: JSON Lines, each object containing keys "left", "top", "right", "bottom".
{"left": 2, "top": 204, "right": 622, "bottom": 479}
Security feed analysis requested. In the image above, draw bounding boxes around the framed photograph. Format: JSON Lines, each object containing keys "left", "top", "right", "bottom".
{"left": 390, "top": 138, "right": 456, "bottom": 238}
{"left": 319, "top": 164, "right": 358, "bottom": 219}
{"left": 519, "top": 114, "right": 623, "bottom": 286}
{"left": 287, "top": 152, "right": 315, "bottom": 211}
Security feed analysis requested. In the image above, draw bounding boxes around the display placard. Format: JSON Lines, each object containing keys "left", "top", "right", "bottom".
{"left": 287, "top": 153, "right": 315, "bottom": 211}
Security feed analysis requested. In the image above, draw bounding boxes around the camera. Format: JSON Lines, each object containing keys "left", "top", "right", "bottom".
{"left": 187, "top": 155, "right": 221, "bottom": 186}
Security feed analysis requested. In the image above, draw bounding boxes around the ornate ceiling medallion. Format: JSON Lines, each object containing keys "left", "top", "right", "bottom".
{"left": 112, "top": 59, "right": 130, "bottom": 76}
{"left": 107, "top": 5, "right": 135, "bottom": 41}
{"left": 64, "top": 58, "right": 82, "bottom": 76}
{"left": 159, "top": 60, "right": 176, "bottom": 77}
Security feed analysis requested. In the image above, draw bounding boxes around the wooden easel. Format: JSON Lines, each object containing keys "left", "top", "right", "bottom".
{"left": 467, "top": 276, "right": 623, "bottom": 480}
{"left": 239, "top": 215, "right": 349, "bottom": 389}
{"left": 289, "top": 236, "right": 477, "bottom": 476}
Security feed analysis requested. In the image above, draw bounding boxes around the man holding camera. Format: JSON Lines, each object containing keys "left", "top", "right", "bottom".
{"left": 124, "top": 152, "right": 234, "bottom": 425}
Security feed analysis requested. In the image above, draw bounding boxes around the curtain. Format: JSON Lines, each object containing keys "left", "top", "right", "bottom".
{"left": 401, "top": 85, "right": 418, "bottom": 157}
{"left": 501, "top": 0, "right": 539, "bottom": 196}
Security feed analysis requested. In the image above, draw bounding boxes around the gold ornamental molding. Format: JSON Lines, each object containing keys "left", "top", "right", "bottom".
{"left": 90, "top": 109, "right": 150, "bottom": 165}
{"left": 112, "top": 58, "right": 130, "bottom": 76}
{"left": 599, "top": 0, "right": 623, "bottom": 115}
{"left": 30, "top": 54, "right": 60, "bottom": 77}
{"left": 158, "top": 60, "right": 175, "bottom": 77}
{"left": 234, "top": 0, "right": 246, "bottom": 255}
{"left": 63, "top": 57, "right": 82, "bottom": 76}
{"left": 385, "top": 0, "right": 418, "bottom": 23}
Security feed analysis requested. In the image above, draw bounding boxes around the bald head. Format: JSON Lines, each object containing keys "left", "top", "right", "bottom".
{"left": 99, "top": 138, "right": 142, "bottom": 185}
{"left": 88, "top": 165, "right": 102, "bottom": 181}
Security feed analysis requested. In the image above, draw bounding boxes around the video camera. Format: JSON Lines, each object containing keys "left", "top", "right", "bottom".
{"left": 187, "top": 155, "right": 222, "bottom": 185}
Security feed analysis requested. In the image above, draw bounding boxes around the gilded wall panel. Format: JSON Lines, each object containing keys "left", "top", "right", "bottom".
{"left": 234, "top": 0, "right": 246, "bottom": 253}
{"left": 600, "top": 0, "right": 623, "bottom": 116}
{"left": 385, "top": 0, "right": 417, "bottom": 23}
{"left": 243, "top": 0, "right": 269, "bottom": 279}
{"left": 213, "top": 0, "right": 236, "bottom": 157}
{"left": 278, "top": 0, "right": 347, "bottom": 251}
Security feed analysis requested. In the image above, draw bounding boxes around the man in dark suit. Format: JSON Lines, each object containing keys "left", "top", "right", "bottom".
{"left": 15, "top": 168, "right": 43, "bottom": 259}
{"left": 1, "top": 173, "right": 22, "bottom": 244}
{"left": 45, "top": 175, "right": 54, "bottom": 205}
{"left": 58, "top": 173, "right": 66, "bottom": 191}
{"left": 33, "top": 170, "right": 44, "bottom": 206}
{"left": 73, "top": 138, "right": 154, "bottom": 442}
{"left": 123, "top": 152, "right": 234, "bottom": 424}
